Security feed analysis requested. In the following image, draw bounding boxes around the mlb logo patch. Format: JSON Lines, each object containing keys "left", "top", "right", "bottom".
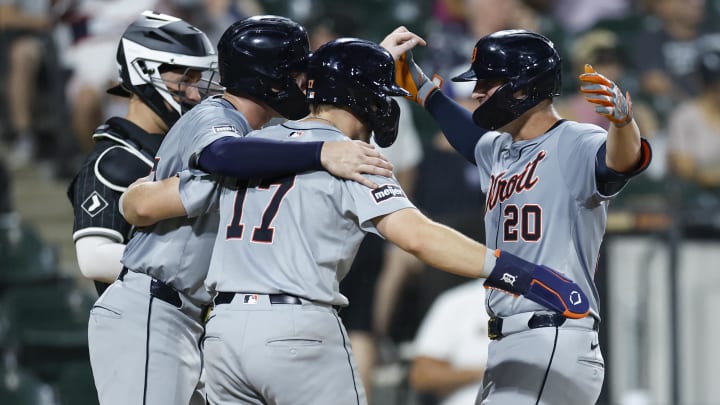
{"left": 212, "top": 125, "right": 239, "bottom": 134}
{"left": 243, "top": 294, "right": 259, "bottom": 304}
{"left": 288, "top": 131, "right": 303, "bottom": 138}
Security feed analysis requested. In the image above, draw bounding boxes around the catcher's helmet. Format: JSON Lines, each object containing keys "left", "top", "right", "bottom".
{"left": 306, "top": 38, "right": 410, "bottom": 147}
{"left": 110, "top": 11, "right": 220, "bottom": 128}
{"left": 452, "top": 30, "right": 562, "bottom": 130}
{"left": 217, "top": 15, "right": 310, "bottom": 120}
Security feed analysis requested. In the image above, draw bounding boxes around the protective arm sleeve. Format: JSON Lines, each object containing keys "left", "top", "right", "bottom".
{"left": 484, "top": 250, "right": 590, "bottom": 319}
{"left": 196, "top": 137, "right": 324, "bottom": 178}
{"left": 74, "top": 235, "right": 125, "bottom": 283}
{"left": 425, "top": 91, "right": 486, "bottom": 164}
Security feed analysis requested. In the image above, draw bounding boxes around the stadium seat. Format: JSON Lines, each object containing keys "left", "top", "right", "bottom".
{"left": 0, "top": 364, "right": 58, "bottom": 405}
{"left": 0, "top": 220, "right": 60, "bottom": 286}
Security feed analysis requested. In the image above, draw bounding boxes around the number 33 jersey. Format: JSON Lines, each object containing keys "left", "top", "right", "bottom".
{"left": 475, "top": 120, "right": 631, "bottom": 320}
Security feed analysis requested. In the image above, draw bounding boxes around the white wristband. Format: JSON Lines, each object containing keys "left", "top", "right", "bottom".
{"left": 484, "top": 248, "right": 498, "bottom": 276}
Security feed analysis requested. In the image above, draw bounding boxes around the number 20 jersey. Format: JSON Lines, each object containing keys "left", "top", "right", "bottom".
{"left": 477, "top": 121, "right": 630, "bottom": 321}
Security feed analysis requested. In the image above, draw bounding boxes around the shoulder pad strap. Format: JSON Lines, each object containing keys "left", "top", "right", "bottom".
{"left": 94, "top": 145, "right": 154, "bottom": 192}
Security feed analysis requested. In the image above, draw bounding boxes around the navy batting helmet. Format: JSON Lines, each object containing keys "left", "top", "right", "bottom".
{"left": 452, "top": 30, "right": 562, "bottom": 130}
{"left": 217, "top": 15, "right": 310, "bottom": 120}
{"left": 110, "top": 11, "right": 220, "bottom": 128}
{"left": 306, "top": 38, "right": 410, "bottom": 147}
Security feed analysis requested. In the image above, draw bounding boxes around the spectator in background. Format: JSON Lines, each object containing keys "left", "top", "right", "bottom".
{"left": 0, "top": 0, "right": 67, "bottom": 169}
{"left": 62, "top": 0, "right": 158, "bottom": 152}
{"left": 374, "top": 69, "right": 484, "bottom": 350}
{"left": 165, "top": 0, "right": 264, "bottom": 46}
{"left": 409, "top": 278, "right": 490, "bottom": 405}
{"left": 551, "top": 0, "right": 631, "bottom": 34}
{"left": 667, "top": 37, "right": 720, "bottom": 189}
{"left": 632, "top": 0, "right": 720, "bottom": 123}
{"left": 556, "top": 29, "right": 658, "bottom": 136}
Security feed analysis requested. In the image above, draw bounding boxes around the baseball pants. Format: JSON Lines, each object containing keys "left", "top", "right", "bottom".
{"left": 477, "top": 312, "right": 603, "bottom": 405}
{"left": 88, "top": 270, "right": 207, "bottom": 405}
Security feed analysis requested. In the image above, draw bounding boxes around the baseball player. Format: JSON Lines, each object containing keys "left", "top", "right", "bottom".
{"left": 67, "top": 11, "right": 219, "bottom": 297}
{"left": 86, "top": 16, "right": 393, "bottom": 405}
{"left": 382, "top": 28, "right": 652, "bottom": 404}
{"left": 121, "top": 38, "right": 591, "bottom": 405}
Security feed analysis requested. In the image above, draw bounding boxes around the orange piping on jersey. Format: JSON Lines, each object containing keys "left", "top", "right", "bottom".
{"left": 530, "top": 280, "right": 590, "bottom": 319}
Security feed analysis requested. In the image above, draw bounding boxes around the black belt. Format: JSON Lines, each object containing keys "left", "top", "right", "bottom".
{"left": 119, "top": 268, "right": 211, "bottom": 321}
{"left": 488, "top": 313, "right": 600, "bottom": 340}
{"left": 214, "top": 291, "right": 302, "bottom": 306}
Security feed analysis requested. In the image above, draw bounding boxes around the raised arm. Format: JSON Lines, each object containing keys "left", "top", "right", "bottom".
{"left": 579, "top": 64, "right": 648, "bottom": 173}
{"left": 380, "top": 27, "right": 486, "bottom": 163}
{"left": 196, "top": 137, "right": 393, "bottom": 189}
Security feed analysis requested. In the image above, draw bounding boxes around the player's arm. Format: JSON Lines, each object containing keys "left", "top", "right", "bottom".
{"left": 380, "top": 27, "right": 485, "bottom": 164}
{"left": 120, "top": 176, "right": 186, "bottom": 227}
{"left": 410, "top": 356, "right": 484, "bottom": 396}
{"left": 579, "top": 64, "right": 650, "bottom": 174}
{"left": 195, "top": 137, "right": 393, "bottom": 189}
{"left": 74, "top": 236, "right": 125, "bottom": 283}
{"left": 373, "top": 208, "right": 590, "bottom": 318}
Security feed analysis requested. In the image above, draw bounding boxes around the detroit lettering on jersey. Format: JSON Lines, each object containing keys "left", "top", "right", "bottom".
{"left": 486, "top": 150, "right": 546, "bottom": 211}
{"left": 372, "top": 184, "right": 406, "bottom": 203}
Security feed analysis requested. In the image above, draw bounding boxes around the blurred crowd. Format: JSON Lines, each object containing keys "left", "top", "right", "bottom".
{"left": 1, "top": 0, "right": 720, "bottom": 404}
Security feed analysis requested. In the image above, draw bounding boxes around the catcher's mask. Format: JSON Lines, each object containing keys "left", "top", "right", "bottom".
{"left": 110, "top": 10, "right": 221, "bottom": 128}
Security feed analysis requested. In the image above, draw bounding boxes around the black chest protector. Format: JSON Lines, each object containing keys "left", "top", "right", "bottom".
{"left": 93, "top": 117, "right": 164, "bottom": 192}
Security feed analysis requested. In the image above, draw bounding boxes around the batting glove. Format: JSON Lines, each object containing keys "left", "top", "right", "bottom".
{"left": 484, "top": 250, "right": 590, "bottom": 319}
{"left": 395, "top": 50, "right": 443, "bottom": 107}
{"left": 579, "top": 64, "right": 633, "bottom": 127}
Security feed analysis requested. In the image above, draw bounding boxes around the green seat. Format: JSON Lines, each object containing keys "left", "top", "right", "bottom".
{"left": 1, "top": 277, "right": 94, "bottom": 348}
{"left": 0, "top": 365, "right": 57, "bottom": 405}
{"left": 0, "top": 220, "right": 60, "bottom": 285}
{"left": 53, "top": 360, "right": 99, "bottom": 405}
{"left": 1, "top": 277, "right": 96, "bottom": 383}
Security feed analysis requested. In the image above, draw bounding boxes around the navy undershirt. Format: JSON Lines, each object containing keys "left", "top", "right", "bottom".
{"left": 196, "top": 136, "right": 324, "bottom": 179}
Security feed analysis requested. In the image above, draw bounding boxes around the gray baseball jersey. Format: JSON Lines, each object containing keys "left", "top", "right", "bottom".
{"left": 476, "top": 120, "right": 614, "bottom": 321}
{"left": 122, "top": 96, "right": 249, "bottom": 305}
{"left": 474, "top": 120, "right": 634, "bottom": 405}
{"left": 201, "top": 120, "right": 415, "bottom": 303}
{"left": 88, "top": 96, "right": 248, "bottom": 405}
{"left": 197, "top": 120, "right": 415, "bottom": 405}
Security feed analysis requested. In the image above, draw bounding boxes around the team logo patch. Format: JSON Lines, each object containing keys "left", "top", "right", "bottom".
{"left": 371, "top": 184, "right": 406, "bottom": 203}
{"left": 501, "top": 273, "right": 517, "bottom": 286}
{"left": 212, "top": 125, "right": 240, "bottom": 134}
{"left": 81, "top": 191, "right": 109, "bottom": 217}
{"left": 243, "top": 294, "right": 259, "bottom": 304}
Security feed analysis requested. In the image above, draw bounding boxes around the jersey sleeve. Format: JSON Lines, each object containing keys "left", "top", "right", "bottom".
{"left": 69, "top": 162, "right": 131, "bottom": 243}
{"left": 341, "top": 174, "right": 416, "bottom": 236}
{"left": 184, "top": 110, "right": 252, "bottom": 160}
{"left": 556, "top": 125, "right": 608, "bottom": 203}
{"left": 177, "top": 169, "right": 223, "bottom": 218}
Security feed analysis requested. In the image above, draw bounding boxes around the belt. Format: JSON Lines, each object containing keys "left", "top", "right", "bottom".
{"left": 488, "top": 312, "right": 600, "bottom": 340}
{"left": 214, "top": 291, "right": 302, "bottom": 306}
{"left": 118, "top": 268, "right": 211, "bottom": 321}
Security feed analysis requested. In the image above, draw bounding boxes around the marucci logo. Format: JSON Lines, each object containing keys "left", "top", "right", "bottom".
{"left": 372, "top": 184, "right": 406, "bottom": 203}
